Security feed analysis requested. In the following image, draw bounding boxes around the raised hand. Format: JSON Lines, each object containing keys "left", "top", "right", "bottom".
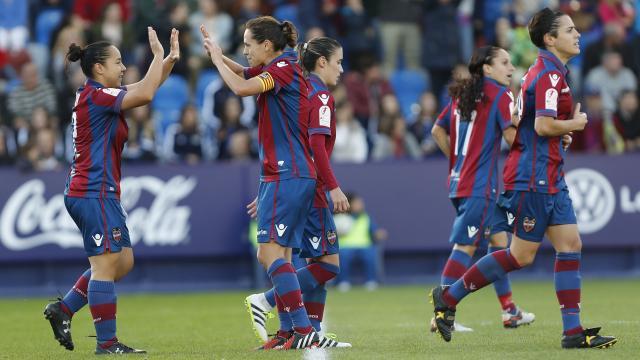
{"left": 168, "top": 28, "right": 180, "bottom": 62}
{"left": 148, "top": 26, "right": 164, "bottom": 57}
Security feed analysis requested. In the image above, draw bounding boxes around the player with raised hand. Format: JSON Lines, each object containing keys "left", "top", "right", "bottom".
{"left": 430, "top": 8, "right": 617, "bottom": 349}
{"left": 245, "top": 36, "right": 351, "bottom": 349}
{"left": 43, "top": 27, "right": 180, "bottom": 354}
{"left": 200, "top": 18, "right": 321, "bottom": 350}
{"left": 430, "top": 46, "right": 535, "bottom": 333}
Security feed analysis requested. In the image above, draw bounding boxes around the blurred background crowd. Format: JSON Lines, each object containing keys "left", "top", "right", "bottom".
{"left": 0, "top": 0, "right": 639, "bottom": 172}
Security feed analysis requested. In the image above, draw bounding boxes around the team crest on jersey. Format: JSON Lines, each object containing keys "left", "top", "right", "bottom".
{"left": 327, "top": 230, "right": 337, "bottom": 245}
{"left": 112, "top": 227, "right": 122, "bottom": 242}
{"left": 523, "top": 217, "right": 536, "bottom": 232}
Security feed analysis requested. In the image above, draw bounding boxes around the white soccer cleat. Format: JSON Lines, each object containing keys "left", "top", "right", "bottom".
{"left": 316, "top": 333, "right": 352, "bottom": 348}
{"left": 245, "top": 293, "right": 274, "bottom": 342}
{"left": 502, "top": 307, "right": 535, "bottom": 328}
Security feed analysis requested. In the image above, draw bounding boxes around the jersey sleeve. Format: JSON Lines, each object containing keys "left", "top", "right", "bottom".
{"left": 535, "top": 70, "right": 562, "bottom": 118}
{"left": 243, "top": 66, "right": 262, "bottom": 79}
{"left": 263, "top": 60, "right": 295, "bottom": 94}
{"left": 496, "top": 89, "right": 515, "bottom": 131}
{"left": 91, "top": 87, "right": 127, "bottom": 114}
{"left": 435, "top": 100, "right": 453, "bottom": 132}
{"left": 308, "top": 91, "right": 333, "bottom": 136}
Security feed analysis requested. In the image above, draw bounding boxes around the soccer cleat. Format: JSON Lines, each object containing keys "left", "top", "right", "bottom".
{"left": 561, "top": 327, "right": 618, "bottom": 349}
{"left": 317, "top": 333, "right": 352, "bottom": 348}
{"left": 245, "top": 293, "right": 275, "bottom": 343}
{"left": 95, "top": 341, "right": 146, "bottom": 355}
{"left": 256, "top": 331, "right": 292, "bottom": 350}
{"left": 502, "top": 307, "right": 535, "bottom": 328}
{"left": 429, "top": 286, "right": 456, "bottom": 342}
{"left": 430, "top": 318, "right": 474, "bottom": 332}
{"left": 43, "top": 300, "right": 74, "bottom": 351}
{"left": 282, "top": 330, "right": 320, "bottom": 350}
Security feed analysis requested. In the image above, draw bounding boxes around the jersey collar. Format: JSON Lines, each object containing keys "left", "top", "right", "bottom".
{"left": 265, "top": 50, "right": 297, "bottom": 68}
{"left": 538, "top": 49, "right": 568, "bottom": 77}
{"left": 309, "top": 72, "right": 328, "bottom": 91}
{"left": 86, "top": 78, "right": 106, "bottom": 88}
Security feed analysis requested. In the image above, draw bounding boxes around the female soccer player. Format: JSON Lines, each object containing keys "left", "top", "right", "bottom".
{"left": 244, "top": 37, "right": 352, "bottom": 349}
{"left": 44, "top": 27, "right": 180, "bottom": 354}
{"left": 430, "top": 45, "right": 535, "bottom": 332}
{"left": 430, "top": 8, "right": 617, "bottom": 349}
{"left": 200, "top": 17, "right": 320, "bottom": 350}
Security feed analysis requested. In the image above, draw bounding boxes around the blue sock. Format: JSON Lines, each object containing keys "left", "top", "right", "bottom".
{"left": 441, "top": 249, "right": 472, "bottom": 286}
{"left": 488, "top": 246, "right": 516, "bottom": 313}
{"left": 264, "top": 288, "right": 276, "bottom": 308}
{"left": 268, "top": 258, "right": 312, "bottom": 333}
{"left": 88, "top": 280, "right": 117, "bottom": 347}
{"left": 555, "top": 252, "right": 583, "bottom": 336}
{"left": 304, "top": 284, "right": 327, "bottom": 332}
{"left": 61, "top": 268, "right": 91, "bottom": 316}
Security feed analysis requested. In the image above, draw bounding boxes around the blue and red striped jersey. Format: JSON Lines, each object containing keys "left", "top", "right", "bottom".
{"left": 65, "top": 79, "right": 128, "bottom": 199}
{"left": 435, "top": 78, "right": 513, "bottom": 199}
{"left": 244, "top": 52, "right": 317, "bottom": 182}
{"left": 307, "top": 73, "right": 336, "bottom": 208}
{"left": 503, "top": 49, "right": 573, "bottom": 194}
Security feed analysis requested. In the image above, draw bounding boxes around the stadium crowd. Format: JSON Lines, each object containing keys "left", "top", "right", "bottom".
{"left": 0, "top": 0, "right": 639, "bottom": 171}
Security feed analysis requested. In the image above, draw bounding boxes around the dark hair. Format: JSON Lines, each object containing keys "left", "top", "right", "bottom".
{"left": 528, "top": 7, "right": 566, "bottom": 49}
{"left": 296, "top": 37, "right": 341, "bottom": 75}
{"left": 245, "top": 16, "right": 297, "bottom": 51}
{"left": 66, "top": 41, "right": 113, "bottom": 78}
{"left": 448, "top": 46, "right": 502, "bottom": 121}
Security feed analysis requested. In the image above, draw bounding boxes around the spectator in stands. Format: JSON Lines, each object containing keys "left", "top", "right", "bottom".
{"left": 72, "top": 0, "right": 131, "bottom": 26}
{"left": 8, "top": 62, "right": 58, "bottom": 136}
{"left": 227, "top": 129, "right": 255, "bottom": 161}
{"left": 217, "top": 96, "right": 249, "bottom": 160}
{"left": 597, "top": 0, "right": 635, "bottom": 31}
{"left": 0, "top": 0, "right": 29, "bottom": 53}
{"left": 422, "top": 0, "right": 463, "bottom": 98}
{"left": 229, "top": 0, "right": 261, "bottom": 55}
{"left": 153, "top": 2, "right": 192, "bottom": 78}
{"left": 572, "top": 87, "right": 605, "bottom": 153}
{"left": 172, "top": 104, "right": 203, "bottom": 165}
{"left": 582, "top": 21, "right": 632, "bottom": 79}
{"left": 33, "top": 128, "right": 62, "bottom": 171}
{"left": 85, "top": 2, "right": 134, "bottom": 63}
{"left": 378, "top": 0, "right": 422, "bottom": 75}
{"left": 343, "top": 54, "right": 394, "bottom": 133}
{"left": 335, "top": 192, "right": 388, "bottom": 291}
{"left": 340, "top": 0, "right": 381, "bottom": 66}
{"left": 372, "top": 115, "right": 421, "bottom": 161}
{"left": 410, "top": 91, "right": 440, "bottom": 157}
{"left": 190, "top": 0, "right": 233, "bottom": 55}
{"left": 376, "top": 93, "right": 402, "bottom": 135}
{"left": 585, "top": 50, "right": 637, "bottom": 113}
{"left": 0, "top": 125, "right": 17, "bottom": 166}
{"left": 614, "top": 90, "right": 640, "bottom": 151}
{"left": 298, "top": 0, "right": 340, "bottom": 39}
{"left": 332, "top": 100, "right": 368, "bottom": 163}
{"left": 123, "top": 105, "right": 156, "bottom": 162}
{"left": 49, "top": 15, "right": 86, "bottom": 90}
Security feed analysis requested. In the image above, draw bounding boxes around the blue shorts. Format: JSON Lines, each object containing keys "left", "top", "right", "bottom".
{"left": 64, "top": 196, "right": 131, "bottom": 257}
{"left": 449, "top": 197, "right": 495, "bottom": 247}
{"left": 299, "top": 205, "right": 339, "bottom": 258}
{"left": 493, "top": 190, "right": 577, "bottom": 242}
{"left": 256, "top": 178, "right": 316, "bottom": 248}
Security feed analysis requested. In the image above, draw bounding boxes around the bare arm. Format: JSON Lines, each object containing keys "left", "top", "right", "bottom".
{"left": 121, "top": 27, "right": 164, "bottom": 110}
{"left": 200, "top": 26, "right": 245, "bottom": 76}
{"left": 534, "top": 103, "right": 588, "bottom": 137}
{"left": 502, "top": 126, "right": 516, "bottom": 147}
{"left": 431, "top": 124, "right": 450, "bottom": 159}
{"left": 201, "top": 25, "right": 263, "bottom": 97}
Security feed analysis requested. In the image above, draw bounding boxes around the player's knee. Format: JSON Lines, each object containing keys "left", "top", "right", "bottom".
{"left": 512, "top": 250, "right": 536, "bottom": 267}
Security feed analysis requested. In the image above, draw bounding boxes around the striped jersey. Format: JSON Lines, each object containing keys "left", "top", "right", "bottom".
{"left": 244, "top": 51, "right": 317, "bottom": 182}
{"left": 307, "top": 73, "right": 336, "bottom": 208}
{"left": 503, "top": 49, "right": 573, "bottom": 194}
{"left": 65, "top": 79, "right": 128, "bottom": 199}
{"left": 435, "top": 77, "right": 514, "bottom": 199}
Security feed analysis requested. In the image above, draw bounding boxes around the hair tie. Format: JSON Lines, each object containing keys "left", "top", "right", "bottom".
{"left": 303, "top": 42, "right": 308, "bottom": 50}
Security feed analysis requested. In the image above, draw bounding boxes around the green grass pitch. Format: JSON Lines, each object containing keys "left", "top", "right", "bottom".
{"left": 2, "top": 279, "right": 637, "bottom": 359}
